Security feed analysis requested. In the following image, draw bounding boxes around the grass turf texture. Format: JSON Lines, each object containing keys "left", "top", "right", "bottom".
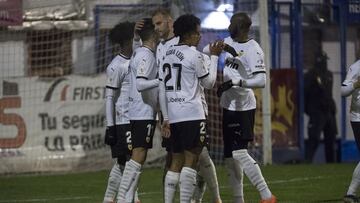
{"left": 0, "top": 163, "right": 355, "bottom": 203}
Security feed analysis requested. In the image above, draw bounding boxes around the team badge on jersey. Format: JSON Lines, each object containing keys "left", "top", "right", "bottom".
{"left": 138, "top": 59, "right": 146, "bottom": 75}
{"left": 146, "top": 136, "right": 151, "bottom": 143}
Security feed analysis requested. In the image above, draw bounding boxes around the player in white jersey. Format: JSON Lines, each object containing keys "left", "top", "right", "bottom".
{"left": 159, "top": 14, "right": 223, "bottom": 203}
{"left": 342, "top": 59, "right": 360, "bottom": 203}
{"left": 151, "top": 8, "right": 222, "bottom": 203}
{"left": 204, "top": 12, "right": 276, "bottom": 203}
{"left": 117, "top": 18, "right": 159, "bottom": 203}
{"left": 103, "top": 22, "right": 140, "bottom": 203}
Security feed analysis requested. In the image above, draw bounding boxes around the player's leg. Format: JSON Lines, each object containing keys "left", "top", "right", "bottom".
{"left": 197, "top": 147, "right": 221, "bottom": 203}
{"left": 164, "top": 123, "right": 182, "bottom": 203}
{"left": 225, "top": 109, "right": 276, "bottom": 202}
{"left": 104, "top": 160, "right": 123, "bottom": 203}
{"left": 104, "top": 124, "right": 130, "bottom": 203}
{"left": 224, "top": 157, "right": 244, "bottom": 203}
{"left": 223, "top": 109, "right": 245, "bottom": 203}
{"left": 117, "top": 120, "right": 156, "bottom": 203}
{"left": 323, "top": 115, "right": 337, "bottom": 163}
{"left": 192, "top": 171, "right": 206, "bottom": 203}
{"left": 179, "top": 120, "right": 203, "bottom": 203}
{"left": 344, "top": 121, "right": 360, "bottom": 201}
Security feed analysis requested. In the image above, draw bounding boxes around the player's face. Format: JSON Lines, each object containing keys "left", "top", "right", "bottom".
{"left": 152, "top": 14, "right": 171, "bottom": 39}
{"left": 228, "top": 17, "right": 239, "bottom": 39}
{"left": 189, "top": 25, "right": 201, "bottom": 47}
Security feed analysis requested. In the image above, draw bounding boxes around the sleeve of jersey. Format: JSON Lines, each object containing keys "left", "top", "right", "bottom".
{"left": 105, "top": 87, "right": 115, "bottom": 126}
{"left": 247, "top": 46, "right": 266, "bottom": 75}
{"left": 136, "top": 53, "right": 159, "bottom": 91}
{"left": 194, "top": 52, "right": 209, "bottom": 79}
{"left": 106, "top": 65, "right": 121, "bottom": 89}
{"left": 341, "top": 65, "right": 358, "bottom": 97}
{"left": 136, "top": 52, "right": 153, "bottom": 79}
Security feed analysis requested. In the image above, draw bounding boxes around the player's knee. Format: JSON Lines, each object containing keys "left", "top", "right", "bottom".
{"left": 169, "top": 154, "right": 184, "bottom": 172}
{"left": 131, "top": 147, "right": 147, "bottom": 164}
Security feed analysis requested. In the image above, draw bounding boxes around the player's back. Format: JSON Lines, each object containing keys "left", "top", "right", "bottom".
{"left": 129, "top": 47, "right": 158, "bottom": 120}
{"left": 106, "top": 54, "right": 131, "bottom": 124}
{"left": 221, "top": 36, "right": 266, "bottom": 111}
{"left": 161, "top": 45, "right": 207, "bottom": 123}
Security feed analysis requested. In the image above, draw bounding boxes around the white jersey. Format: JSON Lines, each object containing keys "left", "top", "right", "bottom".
{"left": 342, "top": 60, "right": 360, "bottom": 121}
{"left": 160, "top": 45, "right": 209, "bottom": 124}
{"left": 221, "top": 37, "right": 266, "bottom": 111}
{"left": 156, "top": 37, "right": 179, "bottom": 69}
{"left": 129, "top": 46, "right": 158, "bottom": 120}
{"left": 105, "top": 54, "right": 131, "bottom": 125}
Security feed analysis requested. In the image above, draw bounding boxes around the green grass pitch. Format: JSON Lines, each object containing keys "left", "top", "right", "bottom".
{"left": 0, "top": 163, "right": 356, "bottom": 203}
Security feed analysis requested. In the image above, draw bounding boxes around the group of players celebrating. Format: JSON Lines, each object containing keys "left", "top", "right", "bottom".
{"left": 102, "top": 7, "right": 277, "bottom": 203}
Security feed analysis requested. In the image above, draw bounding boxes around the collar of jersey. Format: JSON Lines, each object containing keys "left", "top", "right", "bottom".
{"left": 141, "top": 45, "right": 155, "bottom": 53}
{"left": 118, "top": 53, "right": 130, "bottom": 60}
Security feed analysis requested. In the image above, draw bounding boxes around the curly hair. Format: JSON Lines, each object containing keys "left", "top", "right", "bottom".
{"left": 138, "top": 18, "right": 155, "bottom": 41}
{"left": 109, "top": 21, "right": 134, "bottom": 46}
{"left": 173, "top": 14, "right": 200, "bottom": 40}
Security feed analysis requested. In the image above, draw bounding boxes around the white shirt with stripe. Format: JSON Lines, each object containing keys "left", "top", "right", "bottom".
{"left": 160, "top": 45, "right": 209, "bottom": 124}
{"left": 129, "top": 46, "right": 158, "bottom": 120}
{"left": 105, "top": 54, "right": 131, "bottom": 125}
{"left": 342, "top": 60, "right": 360, "bottom": 121}
{"left": 221, "top": 37, "right": 266, "bottom": 111}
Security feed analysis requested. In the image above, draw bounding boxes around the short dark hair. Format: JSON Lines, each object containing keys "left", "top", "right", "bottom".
{"left": 138, "top": 18, "right": 155, "bottom": 41}
{"left": 173, "top": 14, "right": 200, "bottom": 39}
{"left": 109, "top": 21, "right": 134, "bottom": 46}
{"left": 152, "top": 7, "right": 172, "bottom": 18}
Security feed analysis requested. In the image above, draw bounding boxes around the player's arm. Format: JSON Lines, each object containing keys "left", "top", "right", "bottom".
{"left": 104, "top": 67, "right": 123, "bottom": 145}
{"left": 132, "top": 20, "right": 143, "bottom": 50}
{"left": 136, "top": 78, "right": 159, "bottom": 91}
{"left": 233, "top": 46, "right": 266, "bottom": 88}
{"left": 198, "top": 42, "right": 223, "bottom": 89}
{"left": 136, "top": 54, "right": 159, "bottom": 92}
{"left": 158, "top": 71, "right": 170, "bottom": 138}
{"left": 341, "top": 65, "right": 360, "bottom": 97}
{"left": 232, "top": 72, "right": 266, "bottom": 88}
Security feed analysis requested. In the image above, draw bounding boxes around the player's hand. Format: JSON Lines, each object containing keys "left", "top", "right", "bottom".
{"left": 161, "top": 120, "right": 171, "bottom": 138}
{"left": 104, "top": 126, "right": 117, "bottom": 146}
{"left": 217, "top": 80, "right": 233, "bottom": 97}
{"left": 134, "top": 20, "right": 144, "bottom": 41}
{"left": 209, "top": 40, "right": 224, "bottom": 56}
{"left": 354, "top": 76, "right": 360, "bottom": 89}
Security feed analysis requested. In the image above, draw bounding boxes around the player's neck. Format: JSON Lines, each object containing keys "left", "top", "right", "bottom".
{"left": 233, "top": 34, "right": 249, "bottom": 43}
{"left": 143, "top": 40, "right": 156, "bottom": 52}
{"left": 119, "top": 46, "right": 132, "bottom": 58}
{"left": 166, "top": 32, "right": 174, "bottom": 40}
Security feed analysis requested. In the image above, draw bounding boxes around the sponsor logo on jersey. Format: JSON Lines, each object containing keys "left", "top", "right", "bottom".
{"left": 168, "top": 97, "right": 185, "bottom": 103}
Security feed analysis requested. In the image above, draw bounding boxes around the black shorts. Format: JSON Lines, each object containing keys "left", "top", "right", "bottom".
{"left": 110, "top": 124, "right": 131, "bottom": 158}
{"left": 130, "top": 120, "right": 156, "bottom": 149}
{"left": 223, "top": 108, "right": 255, "bottom": 158}
{"left": 170, "top": 120, "right": 206, "bottom": 153}
{"left": 162, "top": 137, "right": 172, "bottom": 152}
{"left": 351, "top": 121, "right": 360, "bottom": 150}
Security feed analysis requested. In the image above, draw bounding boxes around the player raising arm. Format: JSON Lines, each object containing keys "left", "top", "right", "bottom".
{"left": 159, "top": 14, "right": 223, "bottom": 203}
{"left": 117, "top": 18, "right": 159, "bottom": 203}
{"left": 341, "top": 59, "right": 360, "bottom": 203}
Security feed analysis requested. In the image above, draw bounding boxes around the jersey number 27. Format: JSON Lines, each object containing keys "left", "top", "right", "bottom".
{"left": 163, "top": 63, "right": 182, "bottom": 91}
